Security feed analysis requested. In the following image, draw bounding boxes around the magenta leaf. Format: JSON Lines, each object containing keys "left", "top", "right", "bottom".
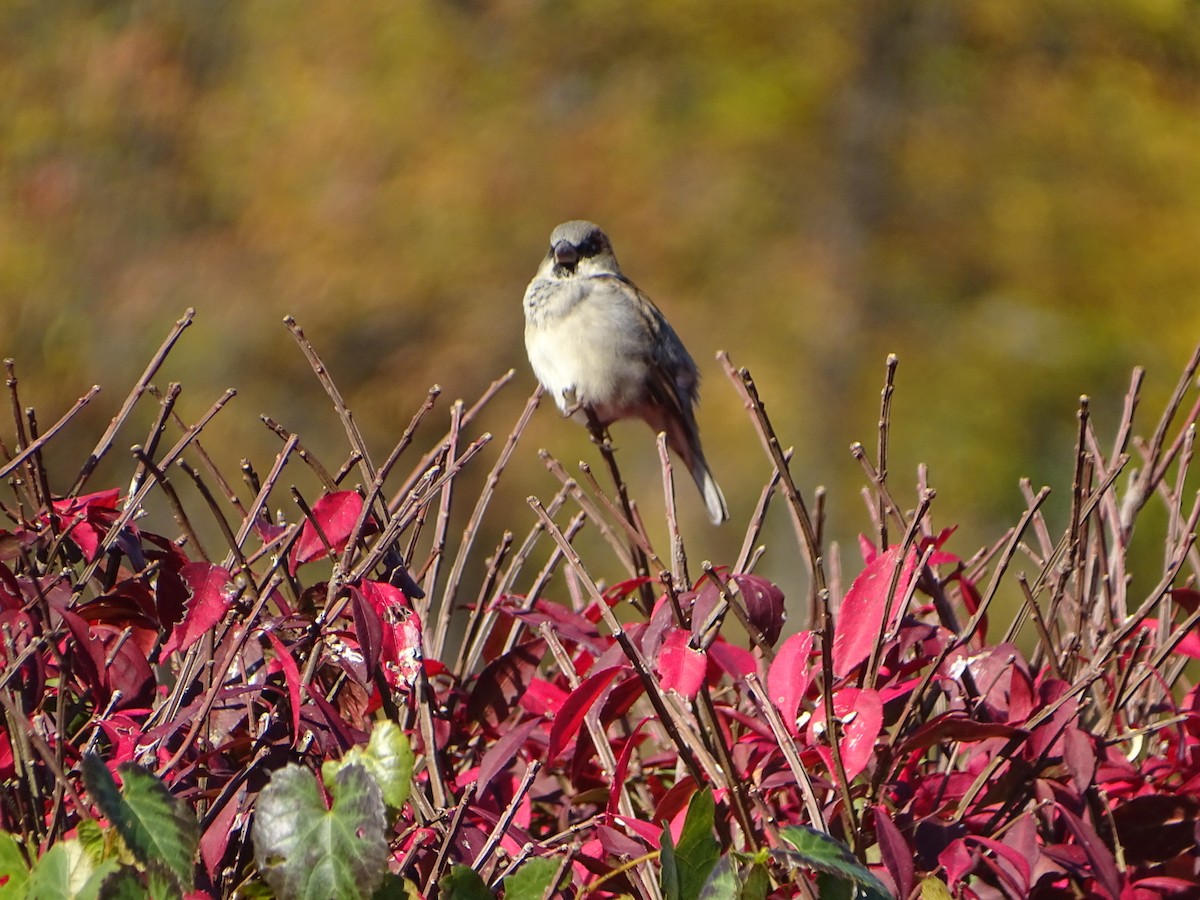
{"left": 966, "top": 835, "right": 1031, "bottom": 896}
{"left": 358, "top": 579, "right": 422, "bottom": 689}
{"left": 1054, "top": 802, "right": 1121, "bottom": 900}
{"left": 873, "top": 805, "right": 913, "bottom": 899}
{"left": 96, "top": 624, "right": 154, "bottom": 709}
{"left": 767, "top": 631, "right": 815, "bottom": 735}
{"left": 467, "top": 640, "right": 545, "bottom": 729}
{"left": 727, "top": 574, "right": 787, "bottom": 646}
{"left": 832, "top": 545, "right": 917, "bottom": 677}
{"left": 1111, "top": 794, "right": 1200, "bottom": 865}
{"left": 1139, "top": 617, "right": 1200, "bottom": 658}
{"left": 288, "top": 491, "right": 367, "bottom": 573}
{"left": 706, "top": 639, "right": 756, "bottom": 681}
{"left": 547, "top": 666, "right": 625, "bottom": 761}
{"left": 656, "top": 628, "right": 706, "bottom": 699}
{"left": 608, "top": 719, "right": 652, "bottom": 815}
{"left": 898, "top": 712, "right": 1024, "bottom": 754}
{"left": 475, "top": 719, "right": 541, "bottom": 799}
{"left": 59, "top": 607, "right": 107, "bottom": 700}
{"left": 160, "top": 563, "right": 237, "bottom": 658}
{"left": 264, "top": 630, "right": 303, "bottom": 744}
{"left": 807, "top": 687, "right": 883, "bottom": 783}
{"left": 51, "top": 488, "right": 121, "bottom": 561}
{"left": 347, "top": 585, "right": 384, "bottom": 678}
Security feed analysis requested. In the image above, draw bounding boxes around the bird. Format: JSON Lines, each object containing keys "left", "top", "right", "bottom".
{"left": 523, "top": 220, "right": 729, "bottom": 525}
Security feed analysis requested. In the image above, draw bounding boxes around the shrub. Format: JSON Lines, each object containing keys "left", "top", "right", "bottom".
{"left": 0, "top": 312, "right": 1197, "bottom": 898}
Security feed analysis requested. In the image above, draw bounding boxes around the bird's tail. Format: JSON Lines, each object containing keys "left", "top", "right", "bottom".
{"left": 690, "top": 457, "right": 729, "bottom": 525}
{"left": 654, "top": 414, "right": 730, "bottom": 525}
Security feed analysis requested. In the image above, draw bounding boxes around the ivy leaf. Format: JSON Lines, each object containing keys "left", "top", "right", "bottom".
{"left": 661, "top": 787, "right": 720, "bottom": 900}
{"left": 697, "top": 855, "right": 739, "bottom": 899}
{"left": 439, "top": 865, "right": 493, "bottom": 900}
{"left": 737, "top": 857, "right": 772, "bottom": 900}
{"left": 322, "top": 720, "right": 414, "bottom": 810}
{"left": 252, "top": 763, "right": 387, "bottom": 900}
{"left": 920, "top": 876, "right": 953, "bottom": 899}
{"left": 777, "top": 826, "right": 891, "bottom": 898}
{"left": 21, "top": 840, "right": 119, "bottom": 900}
{"left": 81, "top": 756, "right": 199, "bottom": 892}
{"left": 0, "top": 832, "right": 30, "bottom": 897}
{"left": 96, "top": 864, "right": 176, "bottom": 900}
{"left": 501, "top": 856, "right": 562, "bottom": 900}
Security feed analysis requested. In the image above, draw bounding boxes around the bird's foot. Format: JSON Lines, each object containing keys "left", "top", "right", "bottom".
{"left": 561, "top": 387, "right": 582, "bottom": 418}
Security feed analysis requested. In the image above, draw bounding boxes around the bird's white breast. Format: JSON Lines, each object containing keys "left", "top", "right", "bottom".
{"left": 523, "top": 276, "right": 651, "bottom": 422}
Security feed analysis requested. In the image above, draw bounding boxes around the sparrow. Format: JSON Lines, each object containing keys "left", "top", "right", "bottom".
{"left": 523, "top": 220, "right": 729, "bottom": 525}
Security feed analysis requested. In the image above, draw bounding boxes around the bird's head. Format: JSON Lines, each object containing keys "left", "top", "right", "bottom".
{"left": 543, "top": 220, "right": 621, "bottom": 278}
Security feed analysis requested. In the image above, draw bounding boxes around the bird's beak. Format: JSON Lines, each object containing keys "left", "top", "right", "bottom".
{"left": 552, "top": 240, "right": 579, "bottom": 269}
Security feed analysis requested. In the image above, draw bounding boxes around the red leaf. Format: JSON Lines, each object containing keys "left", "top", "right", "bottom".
{"left": 939, "top": 838, "right": 974, "bottom": 887}
{"left": 656, "top": 629, "right": 706, "bottom": 699}
{"left": 359, "top": 579, "right": 422, "bottom": 688}
{"left": 965, "top": 835, "right": 1031, "bottom": 896}
{"left": 59, "top": 607, "right": 107, "bottom": 699}
{"left": 264, "top": 629, "right": 303, "bottom": 745}
{"left": 51, "top": 489, "right": 121, "bottom": 561}
{"left": 200, "top": 785, "right": 241, "bottom": 880}
{"left": 347, "top": 586, "right": 384, "bottom": 677}
{"left": 476, "top": 719, "right": 541, "bottom": 799}
{"left": 1055, "top": 802, "right": 1122, "bottom": 900}
{"left": 899, "top": 712, "right": 1024, "bottom": 754}
{"left": 598, "top": 823, "right": 652, "bottom": 858}
{"left": 1111, "top": 794, "right": 1200, "bottom": 865}
{"left": 807, "top": 687, "right": 883, "bottom": 783}
{"left": 857, "top": 534, "right": 878, "bottom": 564}
{"left": 1139, "top": 617, "right": 1200, "bottom": 659}
{"left": 1169, "top": 588, "right": 1200, "bottom": 614}
{"left": 160, "top": 563, "right": 237, "bottom": 658}
{"left": 874, "top": 806, "right": 913, "bottom": 899}
{"left": 288, "top": 491, "right": 367, "bottom": 573}
{"left": 706, "top": 639, "right": 757, "bottom": 681}
{"left": 609, "top": 718, "right": 652, "bottom": 815}
{"left": 732, "top": 573, "right": 786, "bottom": 646}
{"left": 547, "top": 666, "right": 624, "bottom": 761}
{"left": 519, "top": 678, "right": 568, "bottom": 719}
{"left": 613, "top": 815, "right": 663, "bottom": 850}
{"left": 832, "top": 545, "right": 917, "bottom": 677}
{"left": 767, "top": 631, "right": 815, "bottom": 735}
{"left": 467, "top": 640, "right": 545, "bottom": 728}
{"left": 1062, "top": 726, "right": 1097, "bottom": 793}
{"left": 95, "top": 624, "right": 154, "bottom": 709}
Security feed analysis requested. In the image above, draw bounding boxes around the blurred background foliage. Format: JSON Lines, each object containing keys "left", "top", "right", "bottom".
{"left": 2, "top": 0, "right": 1199, "bottom": 606}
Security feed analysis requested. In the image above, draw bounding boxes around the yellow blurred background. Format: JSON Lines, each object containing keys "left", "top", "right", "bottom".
{"left": 3, "top": 1, "right": 1198, "bottom": 608}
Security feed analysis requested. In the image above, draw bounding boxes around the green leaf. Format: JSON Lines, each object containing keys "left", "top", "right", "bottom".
{"left": 777, "top": 826, "right": 891, "bottom": 898}
{"left": 94, "top": 868, "right": 174, "bottom": 900}
{"left": 661, "top": 827, "right": 680, "bottom": 900}
{"left": 75, "top": 820, "right": 106, "bottom": 865}
{"left": 815, "top": 871, "right": 856, "bottom": 900}
{"left": 252, "top": 762, "right": 388, "bottom": 900}
{"left": 919, "top": 876, "right": 953, "bottom": 900}
{"left": 737, "top": 859, "right": 771, "bottom": 900}
{"left": 675, "top": 788, "right": 721, "bottom": 899}
{"left": 81, "top": 756, "right": 199, "bottom": 892}
{"left": 438, "top": 865, "right": 493, "bottom": 900}
{"left": 370, "top": 873, "right": 423, "bottom": 899}
{"left": 322, "top": 720, "right": 414, "bottom": 810}
{"left": 0, "top": 832, "right": 30, "bottom": 898}
{"left": 502, "top": 856, "right": 561, "bottom": 900}
{"left": 697, "top": 855, "right": 738, "bottom": 899}
{"left": 22, "top": 841, "right": 118, "bottom": 900}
